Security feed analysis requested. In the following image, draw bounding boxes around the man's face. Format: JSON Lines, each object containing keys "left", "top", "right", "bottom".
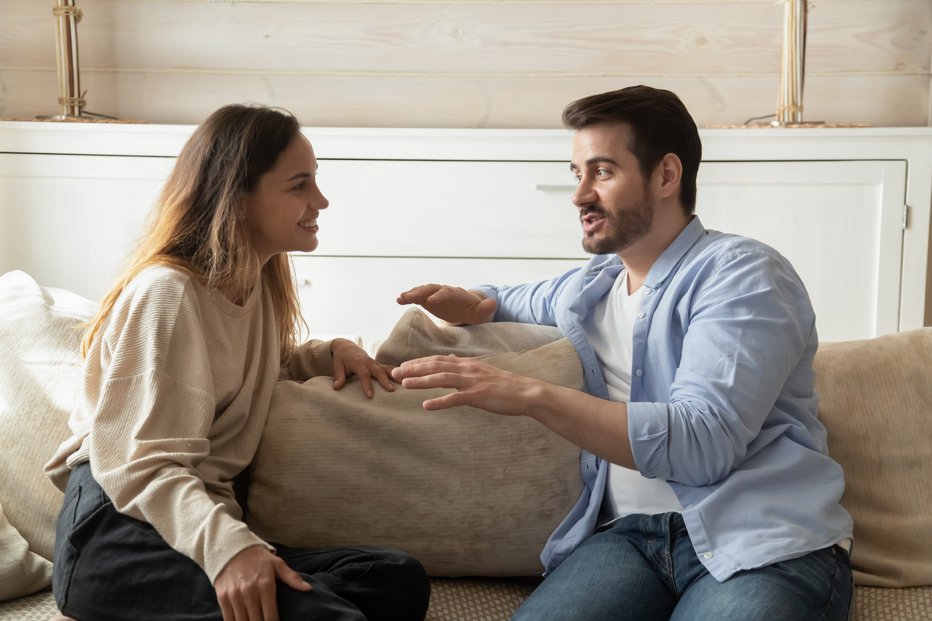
{"left": 570, "top": 123, "right": 655, "bottom": 256}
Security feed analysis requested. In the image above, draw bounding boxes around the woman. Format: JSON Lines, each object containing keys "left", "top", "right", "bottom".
{"left": 45, "top": 104, "right": 430, "bottom": 621}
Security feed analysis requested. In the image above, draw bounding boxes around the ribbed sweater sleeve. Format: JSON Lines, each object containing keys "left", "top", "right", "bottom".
{"left": 280, "top": 338, "right": 335, "bottom": 381}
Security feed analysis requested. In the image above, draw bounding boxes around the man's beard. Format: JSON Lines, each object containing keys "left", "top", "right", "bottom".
{"left": 581, "top": 194, "right": 654, "bottom": 255}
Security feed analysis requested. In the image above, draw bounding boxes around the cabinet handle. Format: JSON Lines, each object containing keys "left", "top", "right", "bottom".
{"left": 533, "top": 184, "right": 576, "bottom": 192}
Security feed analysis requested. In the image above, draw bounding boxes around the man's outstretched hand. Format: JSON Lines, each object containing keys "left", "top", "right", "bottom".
{"left": 397, "top": 284, "right": 496, "bottom": 326}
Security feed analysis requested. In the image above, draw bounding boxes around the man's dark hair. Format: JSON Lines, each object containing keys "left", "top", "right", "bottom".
{"left": 562, "top": 85, "right": 701, "bottom": 214}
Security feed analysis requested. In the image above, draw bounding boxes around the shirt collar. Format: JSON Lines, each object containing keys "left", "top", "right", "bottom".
{"left": 643, "top": 216, "right": 707, "bottom": 290}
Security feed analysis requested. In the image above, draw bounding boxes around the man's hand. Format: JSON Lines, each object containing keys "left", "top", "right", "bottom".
{"left": 330, "top": 338, "right": 396, "bottom": 398}
{"left": 397, "top": 284, "right": 497, "bottom": 326}
{"left": 393, "top": 354, "right": 638, "bottom": 468}
{"left": 391, "top": 354, "right": 535, "bottom": 416}
{"left": 215, "top": 545, "right": 311, "bottom": 621}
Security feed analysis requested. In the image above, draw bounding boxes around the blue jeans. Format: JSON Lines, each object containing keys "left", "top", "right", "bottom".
{"left": 512, "top": 513, "right": 852, "bottom": 621}
{"left": 53, "top": 462, "right": 430, "bottom": 621}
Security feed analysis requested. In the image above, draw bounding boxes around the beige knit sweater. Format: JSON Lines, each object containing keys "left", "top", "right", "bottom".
{"left": 45, "top": 265, "right": 334, "bottom": 583}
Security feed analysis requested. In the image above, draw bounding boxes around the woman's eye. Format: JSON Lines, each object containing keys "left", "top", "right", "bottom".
{"left": 291, "top": 181, "right": 307, "bottom": 192}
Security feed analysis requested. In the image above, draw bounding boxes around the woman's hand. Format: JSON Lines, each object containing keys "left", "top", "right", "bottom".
{"left": 330, "top": 338, "right": 396, "bottom": 398}
{"left": 215, "top": 545, "right": 311, "bottom": 621}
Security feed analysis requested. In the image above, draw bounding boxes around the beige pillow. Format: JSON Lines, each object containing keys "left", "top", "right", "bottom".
{"left": 0, "top": 501, "right": 52, "bottom": 601}
{"left": 815, "top": 328, "right": 932, "bottom": 587}
{"left": 0, "top": 270, "right": 95, "bottom": 599}
{"left": 248, "top": 309, "right": 584, "bottom": 577}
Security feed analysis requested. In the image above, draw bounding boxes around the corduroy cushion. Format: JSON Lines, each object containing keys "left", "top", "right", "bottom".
{"left": 0, "top": 271, "right": 96, "bottom": 600}
{"left": 3, "top": 268, "right": 930, "bottom": 594}
{"left": 0, "top": 502, "right": 52, "bottom": 601}
{"left": 815, "top": 328, "right": 932, "bottom": 587}
{"left": 247, "top": 308, "right": 585, "bottom": 577}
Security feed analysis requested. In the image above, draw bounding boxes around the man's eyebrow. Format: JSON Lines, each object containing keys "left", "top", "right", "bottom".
{"left": 569, "top": 156, "right": 619, "bottom": 172}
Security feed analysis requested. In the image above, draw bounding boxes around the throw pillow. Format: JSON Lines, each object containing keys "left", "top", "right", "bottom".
{"left": 247, "top": 309, "right": 584, "bottom": 577}
{"left": 0, "top": 270, "right": 96, "bottom": 599}
{"left": 0, "top": 501, "right": 52, "bottom": 601}
{"left": 815, "top": 328, "right": 932, "bottom": 587}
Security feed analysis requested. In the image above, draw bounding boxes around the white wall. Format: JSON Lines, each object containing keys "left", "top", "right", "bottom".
{"left": 1, "top": 0, "right": 930, "bottom": 128}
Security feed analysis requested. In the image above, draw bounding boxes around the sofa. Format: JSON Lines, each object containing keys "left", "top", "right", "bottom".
{"left": 1, "top": 269, "right": 931, "bottom": 620}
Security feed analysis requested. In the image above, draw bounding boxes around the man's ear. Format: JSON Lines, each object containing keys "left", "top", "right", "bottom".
{"left": 656, "top": 153, "right": 682, "bottom": 199}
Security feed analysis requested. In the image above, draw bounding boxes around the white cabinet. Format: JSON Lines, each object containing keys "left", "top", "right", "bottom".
{"left": 313, "top": 160, "right": 583, "bottom": 259}
{"left": 0, "top": 153, "right": 173, "bottom": 298}
{"left": 696, "top": 160, "right": 908, "bottom": 342}
{"left": 1, "top": 123, "right": 929, "bottom": 348}
{"left": 294, "top": 158, "right": 587, "bottom": 343}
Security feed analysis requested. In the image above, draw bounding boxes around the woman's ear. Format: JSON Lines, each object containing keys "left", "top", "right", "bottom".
{"left": 656, "top": 153, "right": 682, "bottom": 200}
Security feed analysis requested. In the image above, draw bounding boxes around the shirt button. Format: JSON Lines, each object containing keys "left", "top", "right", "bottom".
{"left": 644, "top": 288, "right": 652, "bottom": 295}
{"left": 635, "top": 369, "right": 643, "bottom": 377}
{"left": 703, "top": 552, "right": 713, "bottom": 559}
{"left": 638, "top": 312, "right": 646, "bottom": 319}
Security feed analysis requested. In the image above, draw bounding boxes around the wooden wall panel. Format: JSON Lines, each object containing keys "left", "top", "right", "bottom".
{"left": 2, "top": 68, "right": 927, "bottom": 128}
{"left": 1, "top": 0, "right": 929, "bottom": 127}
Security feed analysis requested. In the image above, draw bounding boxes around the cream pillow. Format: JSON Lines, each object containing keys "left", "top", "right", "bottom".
{"left": 248, "top": 309, "right": 584, "bottom": 577}
{"left": 0, "top": 271, "right": 96, "bottom": 599}
{"left": 0, "top": 501, "right": 52, "bottom": 601}
{"left": 815, "top": 328, "right": 932, "bottom": 587}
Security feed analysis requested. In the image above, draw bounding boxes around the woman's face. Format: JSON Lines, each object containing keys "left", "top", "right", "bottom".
{"left": 244, "top": 133, "right": 329, "bottom": 265}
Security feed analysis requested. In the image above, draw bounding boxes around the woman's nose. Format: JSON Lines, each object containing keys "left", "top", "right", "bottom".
{"left": 313, "top": 187, "right": 329, "bottom": 211}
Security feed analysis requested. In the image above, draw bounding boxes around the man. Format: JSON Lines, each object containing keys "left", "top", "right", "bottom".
{"left": 392, "top": 85, "right": 854, "bottom": 620}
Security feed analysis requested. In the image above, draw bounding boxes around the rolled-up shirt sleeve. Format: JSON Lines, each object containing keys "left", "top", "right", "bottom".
{"left": 475, "top": 268, "right": 581, "bottom": 327}
{"left": 628, "top": 246, "right": 816, "bottom": 487}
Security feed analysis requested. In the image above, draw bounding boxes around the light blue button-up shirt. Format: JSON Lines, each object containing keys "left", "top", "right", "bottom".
{"left": 475, "top": 217, "right": 853, "bottom": 582}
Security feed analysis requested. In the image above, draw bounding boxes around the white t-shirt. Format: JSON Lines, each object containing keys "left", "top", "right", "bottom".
{"left": 582, "top": 271, "right": 682, "bottom": 526}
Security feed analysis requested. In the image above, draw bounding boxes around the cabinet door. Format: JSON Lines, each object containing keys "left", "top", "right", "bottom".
{"left": 292, "top": 255, "right": 587, "bottom": 348}
{"left": 697, "top": 160, "right": 906, "bottom": 342}
{"left": 314, "top": 159, "right": 585, "bottom": 259}
{"left": 0, "top": 154, "right": 173, "bottom": 301}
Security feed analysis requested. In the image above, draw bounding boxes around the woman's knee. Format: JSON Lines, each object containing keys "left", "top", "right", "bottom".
{"left": 371, "top": 549, "right": 431, "bottom": 619}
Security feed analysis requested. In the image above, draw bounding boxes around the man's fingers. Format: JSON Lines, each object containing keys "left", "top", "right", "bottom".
{"left": 399, "top": 370, "right": 468, "bottom": 391}
{"left": 421, "top": 391, "right": 471, "bottom": 410}
{"left": 476, "top": 297, "right": 498, "bottom": 317}
{"left": 397, "top": 284, "right": 442, "bottom": 305}
{"left": 392, "top": 355, "right": 458, "bottom": 379}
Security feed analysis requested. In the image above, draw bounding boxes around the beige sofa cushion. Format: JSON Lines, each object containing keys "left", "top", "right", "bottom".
{"left": 0, "top": 271, "right": 95, "bottom": 599}
{"left": 815, "top": 328, "right": 932, "bottom": 587}
{"left": 4, "top": 265, "right": 930, "bottom": 591}
{"left": 0, "top": 501, "right": 52, "bottom": 601}
{"left": 247, "top": 309, "right": 584, "bottom": 577}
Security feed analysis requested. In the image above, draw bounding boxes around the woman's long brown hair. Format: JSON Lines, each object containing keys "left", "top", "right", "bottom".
{"left": 82, "top": 104, "right": 304, "bottom": 362}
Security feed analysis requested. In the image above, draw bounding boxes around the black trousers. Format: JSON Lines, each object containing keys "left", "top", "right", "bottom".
{"left": 53, "top": 463, "right": 430, "bottom": 621}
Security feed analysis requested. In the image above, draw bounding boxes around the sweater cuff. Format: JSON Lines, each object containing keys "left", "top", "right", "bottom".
{"left": 205, "top": 523, "right": 275, "bottom": 584}
{"left": 280, "top": 339, "right": 335, "bottom": 381}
